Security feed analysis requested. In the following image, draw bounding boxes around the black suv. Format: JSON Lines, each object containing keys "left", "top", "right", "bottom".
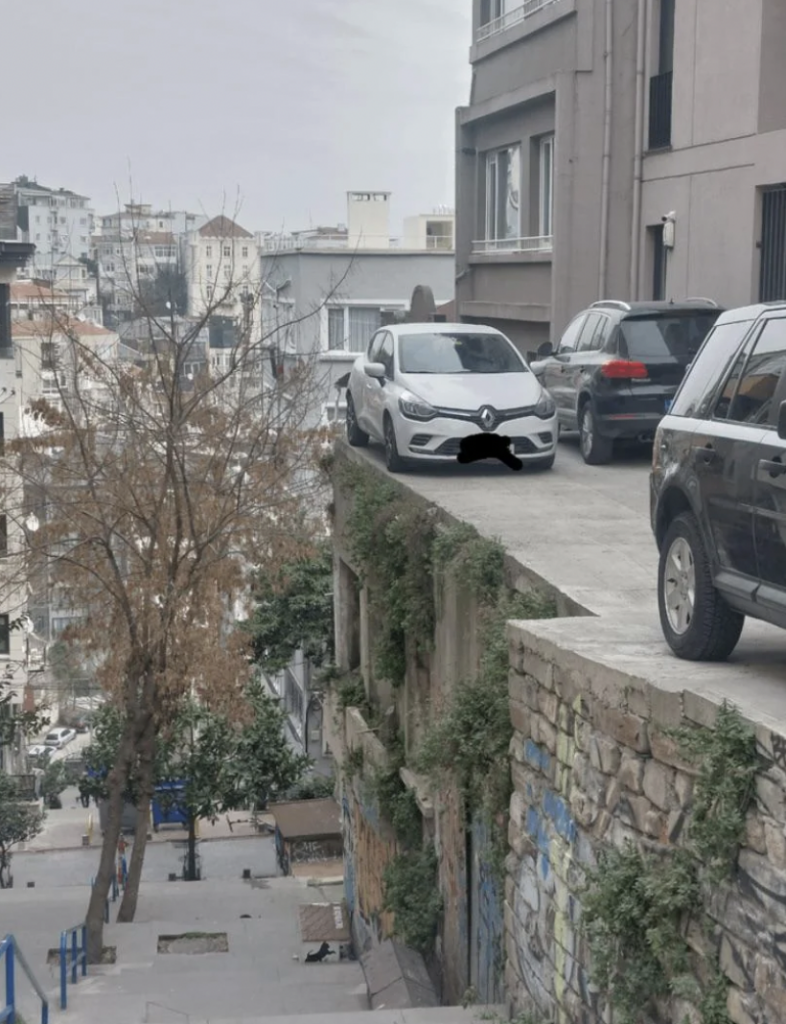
{"left": 651, "top": 302, "right": 786, "bottom": 660}
{"left": 532, "top": 300, "right": 722, "bottom": 464}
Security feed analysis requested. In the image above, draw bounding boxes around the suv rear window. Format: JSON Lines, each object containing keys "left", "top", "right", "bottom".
{"left": 619, "top": 313, "right": 719, "bottom": 364}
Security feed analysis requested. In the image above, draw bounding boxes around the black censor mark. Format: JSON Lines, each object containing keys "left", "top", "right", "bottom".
{"left": 457, "top": 433, "right": 522, "bottom": 471}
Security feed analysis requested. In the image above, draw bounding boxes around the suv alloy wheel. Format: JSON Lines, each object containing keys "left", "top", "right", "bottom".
{"left": 579, "top": 403, "right": 613, "bottom": 465}
{"left": 657, "top": 511, "right": 744, "bottom": 660}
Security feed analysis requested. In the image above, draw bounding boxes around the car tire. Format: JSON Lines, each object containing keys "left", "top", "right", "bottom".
{"left": 346, "top": 393, "right": 369, "bottom": 447}
{"left": 578, "top": 403, "right": 613, "bottom": 465}
{"left": 384, "top": 415, "right": 408, "bottom": 473}
{"left": 658, "top": 511, "right": 745, "bottom": 661}
{"left": 529, "top": 453, "right": 556, "bottom": 470}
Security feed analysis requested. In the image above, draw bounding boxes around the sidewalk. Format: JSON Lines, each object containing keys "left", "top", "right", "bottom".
{"left": 22, "top": 786, "right": 275, "bottom": 853}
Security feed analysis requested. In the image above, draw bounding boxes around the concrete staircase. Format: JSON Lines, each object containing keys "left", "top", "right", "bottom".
{"left": 0, "top": 877, "right": 503, "bottom": 1024}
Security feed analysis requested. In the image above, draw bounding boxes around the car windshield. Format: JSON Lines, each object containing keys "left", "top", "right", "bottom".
{"left": 619, "top": 313, "right": 719, "bottom": 363}
{"left": 398, "top": 332, "right": 527, "bottom": 374}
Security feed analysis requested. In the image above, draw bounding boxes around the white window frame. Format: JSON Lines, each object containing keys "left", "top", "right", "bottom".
{"left": 485, "top": 144, "right": 521, "bottom": 246}
{"left": 322, "top": 300, "right": 408, "bottom": 353}
{"left": 538, "top": 133, "right": 555, "bottom": 240}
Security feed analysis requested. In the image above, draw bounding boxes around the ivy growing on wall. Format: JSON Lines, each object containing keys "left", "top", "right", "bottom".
{"left": 581, "top": 701, "right": 760, "bottom": 1024}
{"left": 336, "top": 458, "right": 557, "bottom": 953}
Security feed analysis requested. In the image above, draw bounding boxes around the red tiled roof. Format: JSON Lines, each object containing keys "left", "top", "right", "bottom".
{"left": 13, "top": 317, "right": 113, "bottom": 338}
{"left": 11, "top": 281, "right": 71, "bottom": 302}
{"left": 198, "top": 215, "right": 253, "bottom": 239}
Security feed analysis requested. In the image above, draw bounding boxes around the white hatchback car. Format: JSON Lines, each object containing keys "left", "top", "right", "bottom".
{"left": 345, "top": 322, "right": 557, "bottom": 472}
{"left": 44, "top": 728, "right": 77, "bottom": 749}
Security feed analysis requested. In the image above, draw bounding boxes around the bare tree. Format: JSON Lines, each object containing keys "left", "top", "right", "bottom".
{"left": 4, "top": 214, "right": 343, "bottom": 959}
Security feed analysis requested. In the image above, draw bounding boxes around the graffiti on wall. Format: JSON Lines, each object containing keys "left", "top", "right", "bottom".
{"left": 471, "top": 816, "right": 505, "bottom": 1005}
{"left": 342, "top": 787, "right": 395, "bottom": 952}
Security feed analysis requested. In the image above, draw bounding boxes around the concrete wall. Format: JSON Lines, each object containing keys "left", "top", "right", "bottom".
{"left": 640, "top": 0, "right": 786, "bottom": 308}
{"left": 457, "top": 0, "right": 639, "bottom": 344}
{"left": 504, "top": 619, "right": 786, "bottom": 1024}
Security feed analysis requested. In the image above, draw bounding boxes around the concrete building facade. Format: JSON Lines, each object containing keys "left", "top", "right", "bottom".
{"left": 455, "top": 0, "right": 786, "bottom": 353}
{"left": 2, "top": 176, "right": 93, "bottom": 281}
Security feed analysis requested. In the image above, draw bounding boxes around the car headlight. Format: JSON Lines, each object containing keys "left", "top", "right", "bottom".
{"left": 533, "top": 389, "right": 556, "bottom": 419}
{"left": 398, "top": 391, "right": 437, "bottom": 421}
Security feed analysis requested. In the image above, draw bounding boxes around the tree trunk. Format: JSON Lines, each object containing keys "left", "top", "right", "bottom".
{"left": 85, "top": 756, "right": 129, "bottom": 962}
{"left": 186, "top": 813, "right": 197, "bottom": 881}
{"left": 117, "top": 718, "right": 156, "bottom": 922}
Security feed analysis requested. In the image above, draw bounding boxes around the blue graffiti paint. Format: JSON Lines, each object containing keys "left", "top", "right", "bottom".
{"left": 471, "top": 815, "right": 505, "bottom": 1005}
{"left": 542, "top": 789, "right": 577, "bottom": 844}
{"left": 526, "top": 807, "right": 550, "bottom": 856}
{"left": 525, "top": 783, "right": 534, "bottom": 802}
{"left": 539, "top": 852, "right": 550, "bottom": 880}
{"left": 524, "top": 739, "right": 551, "bottom": 773}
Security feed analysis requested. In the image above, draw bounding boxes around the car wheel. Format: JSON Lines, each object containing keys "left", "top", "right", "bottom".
{"left": 658, "top": 511, "right": 744, "bottom": 661}
{"left": 578, "top": 403, "right": 613, "bottom": 465}
{"left": 529, "top": 453, "right": 555, "bottom": 470}
{"left": 346, "top": 393, "right": 369, "bottom": 447}
{"left": 384, "top": 415, "right": 408, "bottom": 473}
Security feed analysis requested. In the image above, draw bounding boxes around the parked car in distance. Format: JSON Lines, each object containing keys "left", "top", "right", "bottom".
{"left": 44, "top": 727, "right": 77, "bottom": 749}
{"left": 27, "top": 744, "right": 50, "bottom": 761}
{"left": 651, "top": 302, "right": 786, "bottom": 660}
{"left": 532, "top": 299, "right": 722, "bottom": 465}
{"left": 345, "top": 322, "right": 558, "bottom": 472}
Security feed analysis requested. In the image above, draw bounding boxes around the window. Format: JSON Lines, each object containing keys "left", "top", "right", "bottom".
{"left": 0, "top": 515, "right": 7, "bottom": 556}
{"left": 223, "top": 246, "right": 231, "bottom": 257}
{"left": 347, "top": 307, "right": 382, "bottom": 353}
{"left": 242, "top": 247, "right": 249, "bottom": 258}
{"left": 206, "top": 284, "right": 214, "bottom": 299}
{"left": 577, "top": 314, "right": 603, "bottom": 352}
{"left": 480, "top": 0, "right": 504, "bottom": 25}
{"left": 556, "top": 315, "right": 587, "bottom": 354}
{"left": 0, "top": 615, "right": 9, "bottom": 656}
{"left": 206, "top": 246, "right": 212, "bottom": 258}
{"left": 223, "top": 265, "right": 231, "bottom": 280}
{"left": 242, "top": 265, "right": 249, "bottom": 276}
{"left": 485, "top": 145, "right": 521, "bottom": 244}
{"left": 675, "top": 322, "right": 749, "bottom": 420}
{"left": 328, "top": 307, "right": 346, "bottom": 349}
{"left": 724, "top": 319, "right": 786, "bottom": 426}
{"left": 206, "top": 265, "right": 213, "bottom": 277}
{"left": 41, "top": 341, "right": 57, "bottom": 369}
{"left": 398, "top": 331, "right": 526, "bottom": 374}
{"left": 378, "top": 333, "right": 394, "bottom": 378}
{"left": 539, "top": 134, "right": 555, "bottom": 238}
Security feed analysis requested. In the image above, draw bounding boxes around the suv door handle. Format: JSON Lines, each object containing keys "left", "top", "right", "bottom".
{"left": 759, "top": 457, "right": 786, "bottom": 478}
{"left": 695, "top": 444, "right": 717, "bottom": 466}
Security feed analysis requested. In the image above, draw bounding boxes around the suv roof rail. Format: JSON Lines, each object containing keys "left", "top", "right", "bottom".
{"left": 591, "top": 300, "right": 632, "bottom": 312}
{"left": 684, "top": 296, "right": 719, "bottom": 307}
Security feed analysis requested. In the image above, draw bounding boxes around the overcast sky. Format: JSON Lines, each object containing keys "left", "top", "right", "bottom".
{"left": 4, "top": 1, "right": 472, "bottom": 234}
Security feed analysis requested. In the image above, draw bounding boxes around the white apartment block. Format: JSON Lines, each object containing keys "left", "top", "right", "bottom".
{"left": 183, "top": 215, "right": 262, "bottom": 333}
{"left": 3, "top": 176, "right": 94, "bottom": 281}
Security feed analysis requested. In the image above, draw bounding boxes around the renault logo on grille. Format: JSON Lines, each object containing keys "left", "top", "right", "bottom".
{"left": 479, "top": 406, "right": 497, "bottom": 431}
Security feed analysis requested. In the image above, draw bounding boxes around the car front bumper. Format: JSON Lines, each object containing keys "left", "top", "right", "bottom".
{"left": 396, "top": 413, "right": 558, "bottom": 462}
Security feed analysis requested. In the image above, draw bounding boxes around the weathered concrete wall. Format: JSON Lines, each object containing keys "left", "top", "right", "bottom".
{"left": 505, "top": 620, "right": 786, "bottom": 1024}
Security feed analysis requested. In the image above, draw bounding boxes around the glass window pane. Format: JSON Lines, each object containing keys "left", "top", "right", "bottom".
{"left": 505, "top": 146, "right": 520, "bottom": 240}
{"left": 328, "top": 307, "right": 345, "bottom": 350}
{"left": 668, "top": 319, "right": 751, "bottom": 419}
{"left": 347, "top": 307, "right": 382, "bottom": 353}
{"left": 728, "top": 318, "right": 786, "bottom": 426}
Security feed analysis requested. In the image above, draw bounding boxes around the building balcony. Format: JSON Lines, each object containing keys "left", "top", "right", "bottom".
{"left": 477, "top": 0, "right": 563, "bottom": 42}
{"left": 648, "top": 71, "right": 673, "bottom": 150}
{"left": 472, "top": 235, "right": 553, "bottom": 255}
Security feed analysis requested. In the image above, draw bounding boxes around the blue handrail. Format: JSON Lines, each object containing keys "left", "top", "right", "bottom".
{"left": 58, "top": 925, "right": 87, "bottom": 1011}
{"left": 0, "top": 934, "right": 50, "bottom": 1024}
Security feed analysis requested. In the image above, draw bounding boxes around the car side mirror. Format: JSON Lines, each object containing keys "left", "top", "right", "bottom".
{"left": 537, "top": 341, "right": 553, "bottom": 359}
{"left": 363, "top": 361, "right": 386, "bottom": 379}
{"left": 778, "top": 400, "right": 786, "bottom": 441}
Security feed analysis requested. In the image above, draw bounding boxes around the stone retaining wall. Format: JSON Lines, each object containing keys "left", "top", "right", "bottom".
{"left": 505, "top": 621, "right": 786, "bottom": 1024}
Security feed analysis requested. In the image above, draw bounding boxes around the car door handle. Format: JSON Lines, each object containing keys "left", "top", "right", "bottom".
{"left": 695, "top": 444, "right": 717, "bottom": 466}
{"left": 759, "top": 458, "right": 786, "bottom": 478}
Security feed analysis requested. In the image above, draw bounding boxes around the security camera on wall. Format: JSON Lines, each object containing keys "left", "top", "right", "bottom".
{"left": 661, "top": 211, "right": 676, "bottom": 249}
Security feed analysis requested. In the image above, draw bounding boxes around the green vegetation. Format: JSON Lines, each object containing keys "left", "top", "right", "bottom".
{"left": 582, "top": 701, "right": 759, "bottom": 1024}
{"left": 382, "top": 845, "right": 443, "bottom": 955}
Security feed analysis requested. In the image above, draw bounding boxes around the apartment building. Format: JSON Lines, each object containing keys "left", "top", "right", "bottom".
{"left": 183, "top": 215, "right": 262, "bottom": 335}
{"left": 260, "top": 191, "right": 454, "bottom": 427}
{"left": 0, "top": 223, "right": 35, "bottom": 772}
{"left": 455, "top": 0, "right": 786, "bottom": 351}
{"left": 2, "top": 176, "right": 93, "bottom": 281}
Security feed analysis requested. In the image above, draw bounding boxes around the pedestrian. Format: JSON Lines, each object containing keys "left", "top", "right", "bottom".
{"left": 78, "top": 777, "right": 90, "bottom": 808}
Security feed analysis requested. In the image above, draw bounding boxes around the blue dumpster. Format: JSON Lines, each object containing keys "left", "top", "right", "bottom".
{"left": 152, "top": 781, "right": 189, "bottom": 830}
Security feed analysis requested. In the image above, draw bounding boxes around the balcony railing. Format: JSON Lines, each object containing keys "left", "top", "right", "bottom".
{"left": 477, "top": 0, "right": 562, "bottom": 42}
{"left": 472, "top": 235, "right": 553, "bottom": 254}
{"left": 648, "top": 71, "right": 673, "bottom": 150}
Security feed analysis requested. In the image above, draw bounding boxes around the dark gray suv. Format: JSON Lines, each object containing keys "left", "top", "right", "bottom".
{"left": 533, "top": 299, "right": 721, "bottom": 464}
{"left": 651, "top": 302, "right": 786, "bottom": 660}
